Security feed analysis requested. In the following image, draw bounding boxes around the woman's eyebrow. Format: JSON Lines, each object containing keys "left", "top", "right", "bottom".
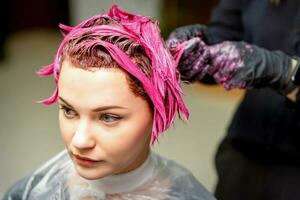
{"left": 58, "top": 97, "right": 126, "bottom": 112}
{"left": 58, "top": 97, "right": 74, "bottom": 108}
{"left": 91, "top": 105, "right": 126, "bottom": 112}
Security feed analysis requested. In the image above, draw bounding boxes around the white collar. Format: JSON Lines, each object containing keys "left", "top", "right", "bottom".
{"left": 81, "top": 151, "right": 156, "bottom": 194}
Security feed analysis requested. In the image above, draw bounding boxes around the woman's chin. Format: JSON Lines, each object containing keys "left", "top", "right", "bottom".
{"left": 75, "top": 165, "right": 108, "bottom": 180}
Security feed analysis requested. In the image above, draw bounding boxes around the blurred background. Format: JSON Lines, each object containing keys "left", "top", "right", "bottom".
{"left": 0, "top": 0, "right": 244, "bottom": 196}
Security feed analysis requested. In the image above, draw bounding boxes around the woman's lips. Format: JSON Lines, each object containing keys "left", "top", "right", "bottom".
{"left": 73, "top": 154, "right": 102, "bottom": 167}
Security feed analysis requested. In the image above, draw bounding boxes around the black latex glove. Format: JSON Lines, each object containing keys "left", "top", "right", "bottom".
{"left": 166, "top": 24, "right": 213, "bottom": 49}
{"left": 174, "top": 38, "right": 297, "bottom": 94}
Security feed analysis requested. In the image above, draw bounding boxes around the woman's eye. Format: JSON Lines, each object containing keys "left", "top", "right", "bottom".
{"left": 60, "top": 106, "right": 77, "bottom": 118}
{"left": 100, "top": 114, "right": 121, "bottom": 124}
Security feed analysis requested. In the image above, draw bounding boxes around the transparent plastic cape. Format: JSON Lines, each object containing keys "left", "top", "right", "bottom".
{"left": 3, "top": 150, "right": 216, "bottom": 200}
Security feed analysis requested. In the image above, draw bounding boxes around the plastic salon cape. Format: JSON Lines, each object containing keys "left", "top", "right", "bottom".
{"left": 3, "top": 150, "right": 216, "bottom": 200}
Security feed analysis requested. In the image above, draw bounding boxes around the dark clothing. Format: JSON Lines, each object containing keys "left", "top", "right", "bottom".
{"left": 209, "top": 0, "right": 300, "bottom": 54}
{"left": 209, "top": 0, "right": 300, "bottom": 163}
{"left": 208, "top": 0, "right": 300, "bottom": 199}
{"left": 215, "top": 138, "right": 300, "bottom": 200}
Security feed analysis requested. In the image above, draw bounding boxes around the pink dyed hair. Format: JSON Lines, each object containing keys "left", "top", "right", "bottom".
{"left": 38, "top": 5, "right": 189, "bottom": 144}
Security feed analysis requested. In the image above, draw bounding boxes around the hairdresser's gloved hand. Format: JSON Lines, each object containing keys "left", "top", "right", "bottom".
{"left": 178, "top": 38, "right": 298, "bottom": 95}
{"left": 166, "top": 24, "right": 212, "bottom": 49}
{"left": 166, "top": 25, "right": 214, "bottom": 83}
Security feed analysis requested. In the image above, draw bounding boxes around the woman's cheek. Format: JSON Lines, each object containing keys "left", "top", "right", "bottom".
{"left": 59, "top": 115, "right": 74, "bottom": 144}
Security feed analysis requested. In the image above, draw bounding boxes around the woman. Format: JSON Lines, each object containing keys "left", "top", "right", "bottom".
{"left": 3, "top": 5, "right": 215, "bottom": 200}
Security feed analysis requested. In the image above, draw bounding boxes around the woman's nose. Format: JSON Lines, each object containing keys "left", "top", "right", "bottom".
{"left": 72, "top": 120, "right": 96, "bottom": 149}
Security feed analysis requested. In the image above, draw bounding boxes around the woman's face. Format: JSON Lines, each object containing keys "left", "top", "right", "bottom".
{"left": 58, "top": 59, "right": 153, "bottom": 180}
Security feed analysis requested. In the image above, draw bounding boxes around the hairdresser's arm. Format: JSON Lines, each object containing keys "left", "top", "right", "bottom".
{"left": 178, "top": 39, "right": 300, "bottom": 100}
{"left": 208, "top": 0, "right": 244, "bottom": 44}
{"left": 189, "top": 39, "right": 300, "bottom": 95}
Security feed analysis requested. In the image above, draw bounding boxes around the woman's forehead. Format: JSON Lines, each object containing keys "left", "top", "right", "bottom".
{"left": 58, "top": 61, "right": 139, "bottom": 109}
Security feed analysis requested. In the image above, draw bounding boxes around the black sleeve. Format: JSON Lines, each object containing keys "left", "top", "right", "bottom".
{"left": 208, "top": 0, "right": 244, "bottom": 44}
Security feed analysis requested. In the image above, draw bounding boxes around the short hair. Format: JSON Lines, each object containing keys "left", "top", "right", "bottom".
{"left": 61, "top": 18, "right": 152, "bottom": 100}
{"left": 38, "top": 5, "right": 189, "bottom": 143}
